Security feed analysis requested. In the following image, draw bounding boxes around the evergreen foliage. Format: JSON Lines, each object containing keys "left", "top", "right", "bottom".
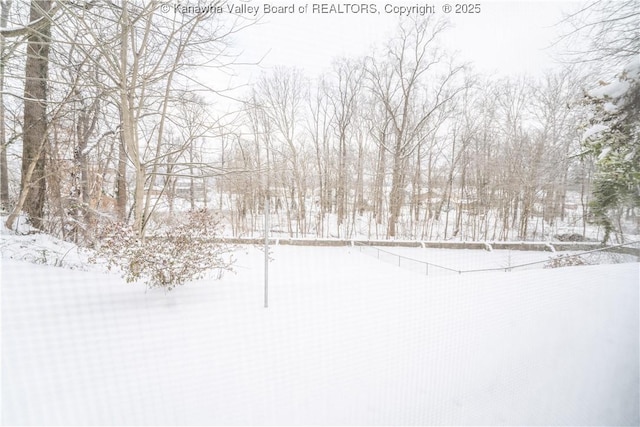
{"left": 583, "top": 63, "right": 640, "bottom": 242}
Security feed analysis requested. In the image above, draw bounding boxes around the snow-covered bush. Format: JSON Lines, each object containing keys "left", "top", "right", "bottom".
{"left": 554, "top": 233, "right": 590, "bottom": 242}
{"left": 544, "top": 254, "right": 589, "bottom": 269}
{"left": 91, "top": 209, "right": 235, "bottom": 290}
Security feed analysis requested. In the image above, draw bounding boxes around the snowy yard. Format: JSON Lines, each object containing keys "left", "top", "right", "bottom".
{"left": 2, "top": 245, "right": 639, "bottom": 425}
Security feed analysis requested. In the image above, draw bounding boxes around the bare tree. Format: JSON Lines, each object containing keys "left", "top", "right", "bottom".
{"left": 256, "top": 67, "right": 308, "bottom": 237}
{"left": 306, "top": 77, "right": 332, "bottom": 237}
{"left": 52, "top": 1, "right": 251, "bottom": 237}
{"left": 557, "top": 0, "right": 640, "bottom": 71}
{"left": 530, "top": 68, "right": 586, "bottom": 238}
{"left": 366, "top": 17, "right": 464, "bottom": 238}
{"left": 0, "top": 0, "right": 12, "bottom": 211}
{"left": 14, "top": 0, "right": 51, "bottom": 230}
{"left": 327, "top": 57, "right": 363, "bottom": 235}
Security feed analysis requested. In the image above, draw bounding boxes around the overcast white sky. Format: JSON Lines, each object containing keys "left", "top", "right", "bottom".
{"left": 229, "top": 1, "right": 585, "bottom": 81}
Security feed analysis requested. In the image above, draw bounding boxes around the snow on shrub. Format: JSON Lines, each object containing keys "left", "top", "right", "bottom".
{"left": 91, "top": 209, "right": 235, "bottom": 290}
{"left": 544, "top": 254, "right": 589, "bottom": 269}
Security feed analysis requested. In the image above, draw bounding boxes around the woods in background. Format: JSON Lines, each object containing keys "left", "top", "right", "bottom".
{"left": 1, "top": 1, "right": 638, "bottom": 243}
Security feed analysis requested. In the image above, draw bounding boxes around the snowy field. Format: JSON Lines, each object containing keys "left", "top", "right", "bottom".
{"left": 2, "top": 245, "right": 639, "bottom": 425}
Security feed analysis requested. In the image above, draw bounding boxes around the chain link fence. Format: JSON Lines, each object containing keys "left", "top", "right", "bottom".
{"left": 354, "top": 240, "right": 640, "bottom": 276}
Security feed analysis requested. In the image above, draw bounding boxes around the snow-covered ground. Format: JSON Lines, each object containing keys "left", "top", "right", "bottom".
{"left": 2, "top": 243, "right": 639, "bottom": 425}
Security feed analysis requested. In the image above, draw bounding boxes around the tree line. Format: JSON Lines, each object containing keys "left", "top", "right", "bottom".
{"left": 1, "top": 1, "right": 638, "bottom": 244}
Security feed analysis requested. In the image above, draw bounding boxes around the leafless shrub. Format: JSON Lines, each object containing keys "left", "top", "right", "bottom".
{"left": 544, "top": 254, "right": 589, "bottom": 269}
{"left": 91, "top": 209, "right": 235, "bottom": 290}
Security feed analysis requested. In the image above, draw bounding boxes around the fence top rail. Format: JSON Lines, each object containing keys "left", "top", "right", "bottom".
{"left": 213, "top": 236, "right": 639, "bottom": 250}
{"left": 353, "top": 241, "right": 462, "bottom": 273}
{"left": 354, "top": 239, "right": 640, "bottom": 275}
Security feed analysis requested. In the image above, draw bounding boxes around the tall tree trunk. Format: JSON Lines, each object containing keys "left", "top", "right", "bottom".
{"left": 20, "top": 0, "right": 51, "bottom": 229}
{"left": 421, "top": 151, "right": 433, "bottom": 240}
{"left": 351, "top": 134, "right": 365, "bottom": 237}
{"left": 189, "top": 142, "right": 195, "bottom": 210}
{"left": 337, "top": 133, "right": 346, "bottom": 231}
{"left": 373, "top": 139, "right": 386, "bottom": 237}
{"left": 116, "top": 134, "right": 127, "bottom": 221}
{"left": 117, "top": 4, "right": 146, "bottom": 236}
{"left": 74, "top": 96, "right": 98, "bottom": 235}
{"left": 313, "top": 135, "right": 325, "bottom": 237}
{"left": 387, "top": 153, "right": 406, "bottom": 239}
{"left": 411, "top": 145, "right": 422, "bottom": 238}
{"left": 0, "top": 0, "right": 11, "bottom": 211}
